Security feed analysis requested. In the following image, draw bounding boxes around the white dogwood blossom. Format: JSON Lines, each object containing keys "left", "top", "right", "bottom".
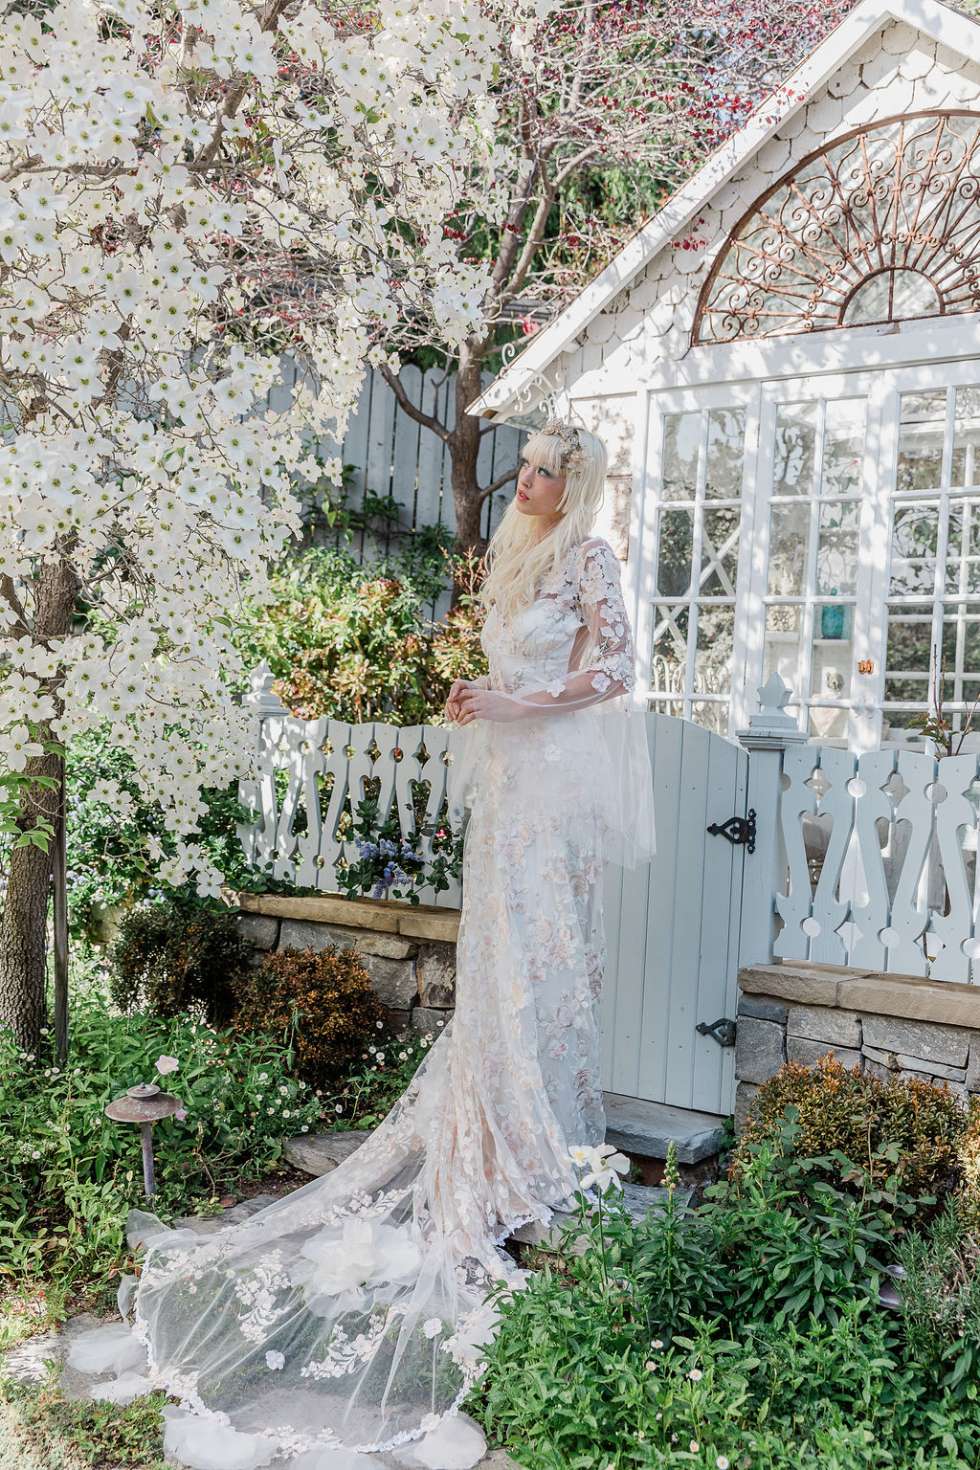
{"left": 0, "top": 0, "right": 551, "bottom": 898}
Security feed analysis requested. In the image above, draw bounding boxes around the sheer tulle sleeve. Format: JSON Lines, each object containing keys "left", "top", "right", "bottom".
{"left": 501, "top": 539, "right": 637, "bottom": 713}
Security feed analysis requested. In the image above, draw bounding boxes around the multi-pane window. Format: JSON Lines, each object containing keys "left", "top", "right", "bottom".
{"left": 639, "top": 370, "right": 980, "bottom": 748}
{"left": 650, "top": 407, "right": 745, "bottom": 733}
{"left": 761, "top": 398, "right": 867, "bottom": 738}
{"left": 883, "top": 387, "right": 980, "bottom": 735}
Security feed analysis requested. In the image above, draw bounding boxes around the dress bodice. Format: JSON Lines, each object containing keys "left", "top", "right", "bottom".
{"left": 480, "top": 545, "right": 589, "bottom": 697}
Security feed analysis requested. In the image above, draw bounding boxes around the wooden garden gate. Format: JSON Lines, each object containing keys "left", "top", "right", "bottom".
{"left": 599, "top": 713, "right": 751, "bottom": 1117}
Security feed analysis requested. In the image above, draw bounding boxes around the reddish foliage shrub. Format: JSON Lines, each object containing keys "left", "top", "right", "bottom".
{"left": 235, "top": 944, "right": 385, "bottom": 1089}
{"left": 732, "top": 1055, "right": 970, "bottom": 1204}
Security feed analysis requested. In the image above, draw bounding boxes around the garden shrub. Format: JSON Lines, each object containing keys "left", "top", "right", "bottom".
{"left": 894, "top": 1195, "right": 980, "bottom": 1397}
{"left": 732, "top": 1055, "right": 968, "bottom": 1205}
{"left": 0, "top": 971, "right": 322, "bottom": 1292}
{"left": 232, "top": 540, "right": 488, "bottom": 725}
{"left": 699, "top": 1120, "right": 912, "bottom": 1331}
{"left": 109, "top": 896, "right": 254, "bottom": 1027}
{"left": 954, "top": 1100, "right": 980, "bottom": 1228}
{"left": 66, "top": 725, "right": 278, "bottom": 946}
{"left": 234, "top": 944, "right": 385, "bottom": 1090}
{"left": 471, "top": 1147, "right": 980, "bottom": 1470}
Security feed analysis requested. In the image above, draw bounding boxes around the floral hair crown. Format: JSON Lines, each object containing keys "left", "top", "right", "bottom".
{"left": 540, "top": 417, "right": 587, "bottom": 472}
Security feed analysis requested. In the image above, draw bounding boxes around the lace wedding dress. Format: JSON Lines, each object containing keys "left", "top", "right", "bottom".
{"left": 69, "top": 536, "right": 655, "bottom": 1470}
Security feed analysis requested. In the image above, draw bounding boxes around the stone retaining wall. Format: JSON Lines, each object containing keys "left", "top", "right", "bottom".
{"left": 735, "top": 962, "right": 980, "bottom": 1131}
{"left": 235, "top": 893, "right": 460, "bottom": 1036}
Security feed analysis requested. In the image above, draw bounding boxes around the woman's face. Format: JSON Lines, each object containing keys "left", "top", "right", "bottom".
{"left": 515, "top": 452, "right": 566, "bottom": 526}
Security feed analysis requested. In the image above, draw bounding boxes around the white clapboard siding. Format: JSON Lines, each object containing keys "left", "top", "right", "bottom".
{"left": 600, "top": 714, "right": 749, "bottom": 1114}
{"left": 391, "top": 364, "right": 423, "bottom": 531}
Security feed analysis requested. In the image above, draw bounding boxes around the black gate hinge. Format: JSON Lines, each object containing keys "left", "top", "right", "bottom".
{"left": 696, "top": 1017, "right": 737, "bottom": 1048}
{"left": 706, "top": 808, "right": 756, "bottom": 854}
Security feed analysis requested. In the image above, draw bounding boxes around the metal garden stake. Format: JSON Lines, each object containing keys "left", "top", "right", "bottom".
{"left": 105, "top": 1083, "right": 184, "bottom": 1198}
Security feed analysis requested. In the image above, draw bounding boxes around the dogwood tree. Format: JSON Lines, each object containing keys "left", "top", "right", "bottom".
{"left": 0, "top": 0, "right": 533, "bottom": 1052}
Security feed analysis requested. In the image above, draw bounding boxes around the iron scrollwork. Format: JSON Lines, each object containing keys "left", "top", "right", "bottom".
{"left": 694, "top": 111, "right": 980, "bottom": 344}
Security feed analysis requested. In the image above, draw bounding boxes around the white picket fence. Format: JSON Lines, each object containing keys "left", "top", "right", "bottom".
{"left": 771, "top": 743, "right": 980, "bottom": 982}
{"left": 240, "top": 665, "right": 980, "bottom": 980}
{"left": 237, "top": 666, "right": 465, "bottom": 908}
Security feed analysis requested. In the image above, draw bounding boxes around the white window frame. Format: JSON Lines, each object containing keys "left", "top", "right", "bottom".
{"left": 630, "top": 357, "right": 980, "bottom": 749}
{"left": 631, "top": 381, "right": 760, "bottom": 730}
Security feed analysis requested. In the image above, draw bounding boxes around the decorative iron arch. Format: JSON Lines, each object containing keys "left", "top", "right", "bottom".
{"left": 692, "top": 110, "right": 980, "bottom": 345}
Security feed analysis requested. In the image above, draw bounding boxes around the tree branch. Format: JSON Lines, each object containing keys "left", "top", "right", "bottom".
{"left": 477, "top": 465, "right": 517, "bottom": 502}
{"left": 378, "top": 364, "right": 450, "bottom": 442}
{"left": 193, "top": 0, "right": 293, "bottom": 171}
{"left": 0, "top": 576, "right": 32, "bottom": 639}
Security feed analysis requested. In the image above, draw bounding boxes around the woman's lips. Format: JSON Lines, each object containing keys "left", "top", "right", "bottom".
{"left": 517, "top": 490, "right": 528, "bottom": 501}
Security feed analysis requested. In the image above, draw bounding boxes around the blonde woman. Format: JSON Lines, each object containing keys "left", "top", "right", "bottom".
{"left": 96, "top": 421, "right": 655, "bottom": 1470}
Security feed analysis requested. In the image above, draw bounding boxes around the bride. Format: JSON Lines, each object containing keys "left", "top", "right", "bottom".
{"left": 70, "top": 418, "right": 655, "bottom": 1470}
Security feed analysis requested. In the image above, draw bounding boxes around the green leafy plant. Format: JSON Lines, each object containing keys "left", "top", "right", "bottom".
{"left": 323, "top": 1023, "right": 444, "bottom": 1129}
{"left": 703, "top": 1115, "right": 916, "bottom": 1332}
{"left": 65, "top": 726, "right": 279, "bottom": 946}
{"left": 232, "top": 540, "right": 487, "bottom": 726}
{"left": 894, "top": 1196, "right": 980, "bottom": 1398}
{"left": 109, "top": 896, "right": 254, "bottom": 1027}
{"left": 468, "top": 1135, "right": 980, "bottom": 1470}
{"left": 0, "top": 1361, "right": 169, "bottom": 1469}
{"left": 336, "top": 792, "right": 464, "bottom": 904}
{"left": 0, "top": 967, "right": 322, "bottom": 1293}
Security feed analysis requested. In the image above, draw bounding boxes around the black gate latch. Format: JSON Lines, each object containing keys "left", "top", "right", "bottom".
{"left": 706, "top": 808, "right": 756, "bottom": 854}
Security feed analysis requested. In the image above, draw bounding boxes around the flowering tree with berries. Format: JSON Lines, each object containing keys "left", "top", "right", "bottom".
{"left": 0, "top": 0, "right": 537, "bottom": 1056}
{"left": 377, "top": 0, "right": 855, "bottom": 566}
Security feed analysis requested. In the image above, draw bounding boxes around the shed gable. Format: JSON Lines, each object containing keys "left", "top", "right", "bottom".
{"left": 565, "top": 18, "right": 980, "bottom": 391}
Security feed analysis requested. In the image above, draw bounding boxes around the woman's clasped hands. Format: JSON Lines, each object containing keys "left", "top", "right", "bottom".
{"left": 444, "top": 676, "right": 527, "bottom": 725}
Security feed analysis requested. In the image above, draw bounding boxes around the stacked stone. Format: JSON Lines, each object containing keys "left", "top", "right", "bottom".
{"left": 237, "top": 903, "right": 457, "bottom": 1037}
{"left": 734, "top": 962, "right": 980, "bottom": 1131}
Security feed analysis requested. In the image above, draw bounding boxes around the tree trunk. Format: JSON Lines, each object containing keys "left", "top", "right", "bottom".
{"left": 0, "top": 559, "right": 77, "bottom": 1055}
{"left": 448, "top": 349, "right": 489, "bottom": 606}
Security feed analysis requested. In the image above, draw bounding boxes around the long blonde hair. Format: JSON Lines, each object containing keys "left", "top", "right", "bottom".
{"left": 477, "top": 420, "right": 608, "bottom": 623}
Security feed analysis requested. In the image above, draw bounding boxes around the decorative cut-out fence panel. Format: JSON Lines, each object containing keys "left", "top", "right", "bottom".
{"left": 772, "top": 738, "right": 980, "bottom": 982}
{"left": 237, "top": 667, "right": 463, "bottom": 908}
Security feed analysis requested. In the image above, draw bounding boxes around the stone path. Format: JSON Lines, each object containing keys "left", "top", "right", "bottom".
{"left": 0, "top": 1193, "right": 522, "bottom": 1469}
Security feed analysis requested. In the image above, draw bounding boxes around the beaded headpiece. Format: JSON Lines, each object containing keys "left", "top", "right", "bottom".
{"left": 540, "top": 417, "right": 587, "bottom": 473}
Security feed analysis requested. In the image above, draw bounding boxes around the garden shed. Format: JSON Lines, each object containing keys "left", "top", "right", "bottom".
{"left": 468, "top": 0, "right": 980, "bottom": 754}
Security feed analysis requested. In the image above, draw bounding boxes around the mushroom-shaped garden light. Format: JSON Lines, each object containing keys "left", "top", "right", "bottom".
{"left": 105, "top": 1083, "right": 184, "bottom": 1198}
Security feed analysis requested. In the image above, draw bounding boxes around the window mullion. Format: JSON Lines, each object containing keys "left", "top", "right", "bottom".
{"left": 683, "top": 412, "right": 709, "bottom": 719}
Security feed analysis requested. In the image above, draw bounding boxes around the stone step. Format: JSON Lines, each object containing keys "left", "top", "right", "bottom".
{"left": 602, "top": 1091, "right": 727, "bottom": 1164}
{"left": 284, "top": 1128, "right": 370, "bottom": 1176}
{"left": 284, "top": 1094, "right": 727, "bottom": 1182}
